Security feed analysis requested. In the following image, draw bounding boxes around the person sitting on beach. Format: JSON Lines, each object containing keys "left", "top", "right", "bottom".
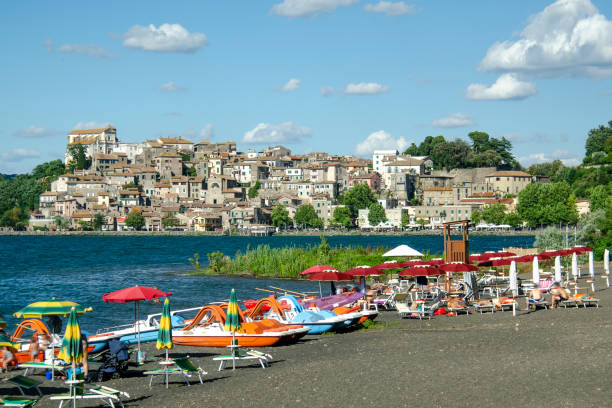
{"left": 29, "top": 333, "right": 40, "bottom": 362}
{"left": 529, "top": 284, "right": 545, "bottom": 301}
{"left": 447, "top": 297, "right": 467, "bottom": 309}
{"left": 1, "top": 346, "right": 15, "bottom": 372}
{"left": 550, "top": 282, "right": 578, "bottom": 308}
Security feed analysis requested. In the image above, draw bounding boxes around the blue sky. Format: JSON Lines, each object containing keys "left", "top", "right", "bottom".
{"left": 1, "top": 0, "right": 612, "bottom": 173}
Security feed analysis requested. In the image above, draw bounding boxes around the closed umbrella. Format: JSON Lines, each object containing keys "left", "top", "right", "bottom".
{"left": 532, "top": 256, "right": 540, "bottom": 285}
{"left": 588, "top": 251, "right": 595, "bottom": 278}
{"left": 509, "top": 261, "right": 518, "bottom": 296}
{"left": 554, "top": 256, "right": 562, "bottom": 282}
{"left": 57, "top": 308, "right": 82, "bottom": 408}
{"left": 156, "top": 298, "right": 173, "bottom": 388}
{"left": 224, "top": 289, "right": 242, "bottom": 370}
{"left": 605, "top": 249, "right": 610, "bottom": 274}
{"left": 571, "top": 252, "right": 578, "bottom": 280}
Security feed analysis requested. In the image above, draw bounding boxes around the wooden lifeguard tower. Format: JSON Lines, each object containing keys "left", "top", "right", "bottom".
{"left": 443, "top": 220, "right": 470, "bottom": 263}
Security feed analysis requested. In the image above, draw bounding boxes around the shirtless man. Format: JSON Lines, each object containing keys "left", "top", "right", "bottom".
{"left": 529, "top": 284, "right": 544, "bottom": 301}
{"left": 550, "top": 282, "right": 569, "bottom": 308}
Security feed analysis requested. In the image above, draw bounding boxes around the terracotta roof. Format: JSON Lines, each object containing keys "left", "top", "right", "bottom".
{"left": 467, "top": 192, "right": 495, "bottom": 198}
{"left": 93, "top": 153, "right": 120, "bottom": 160}
{"left": 424, "top": 187, "right": 453, "bottom": 192}
{"left": 486, "top": 171, "right": 531, "bottom": 178}
{"left": 98, "top": 191, "right": 109, "bottom": 196}
{"left": 91, "top": 204, "right": 107, "bottom": 210}
{"left": 158, "top": 137, "right": 193, "bottom": 145}
{"left": 157, "top": 152, "right": 182, "bottom": 158}
{"left": 68, "top": 126, "right": 115, "bottom": 135}
{"left": 71, "top": 211, "right": 93, "bottom": 218}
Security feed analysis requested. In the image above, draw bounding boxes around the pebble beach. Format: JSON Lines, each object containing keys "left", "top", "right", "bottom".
{"left": 2, "top": 276, "right": 610, "bottom": 408}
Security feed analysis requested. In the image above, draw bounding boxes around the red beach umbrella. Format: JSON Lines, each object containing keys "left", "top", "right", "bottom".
{"left": 103, "top": 286, "right": 171, "bottom": 360}
{"left": 439, "top": 263, "right": 479, "bottom": 273}
{"left": 516, "top": 254, "right": 551, "bottom": 262}
{"left": 102, "top": 286, "right": 171, "bottom": 303}
{"left": 307, "top": 271, "right": 353, "bottom": 281}
{"left": 344, "top": 266, "right": 384, "bottom": 276}
{"left": 493, "top": 251, "right": 517, "bottom": 258}
{"left": 426, "top": 259, "right": 445, "bottom": 266}
{"left": 572, "top": 246, "right": 592, "bottom": 253}
{"left": 477, "top": 258, "right": 514, "bottom": 268}
{"left": 468, "top": 255, "right": 490, "bottom": 263}
{"left": 403, "top": 260, "right": 431, "bottom": 267}
{"left": 374, "top": 262, "right": 405, "bottom": 270}
{"left": 399, "top": 267, "right": 440, "bottom": 277}
{"left": 300, "top": 265, "right": 338, "bottom": 276}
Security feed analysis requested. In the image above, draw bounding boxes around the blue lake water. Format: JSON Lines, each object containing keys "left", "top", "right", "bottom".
{"left": 0, "top": 234, "right": 534, "bottom": 332}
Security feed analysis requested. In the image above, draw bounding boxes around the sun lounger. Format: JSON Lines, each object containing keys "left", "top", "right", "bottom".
{"left": 50, "top": 391, "right": 120, "bottom": 408}
{"left": 472, "top": 303, "right": 495, "bottom": 315}
{"left": 395, "top": 302, "right": 432, "bottom": 320}
{"left": 528, "top": 298, "right": 550, "bottom": 311}
{"left": 17, "top": 362, "right": 65, "bottom": 377}
{"left": 213, "top": 348, "right": 272, "bottom": 371}
{"left": 446, "top": 307, "right": 471, "bottom": 316}
{"left": 0, "top": 397, "right": 38, "bottom": 407}
{"left": 144, "top": 356, "right": 207, "bottom": 387}
{"left": 581, "top": 296, "right": 600, "bottom": 308}
{"left": 7, "top": 376, "right": 42, "bottom": 397}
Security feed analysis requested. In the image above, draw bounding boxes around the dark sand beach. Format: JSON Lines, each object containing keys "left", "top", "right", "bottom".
{"left": 3, "top": 279, "right": 611, "bottom": 408}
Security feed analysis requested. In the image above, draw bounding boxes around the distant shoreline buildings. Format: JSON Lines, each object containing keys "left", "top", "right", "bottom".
{"left": 28, "top": 125, "right": 557, "bottom": 233}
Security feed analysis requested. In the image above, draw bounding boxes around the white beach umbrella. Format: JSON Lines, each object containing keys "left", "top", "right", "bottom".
{"left": 532, "top": 256, "right": 540, "bottom": 285}
{"left": 382, "top": 244, "right": 424, "bottom": 258}
{"left": 588, "top": 251, "right": 595, "bottom": 278}
{"left": 571, "top": 252, "right": 578, "bottom": 279}
{"left": 509, "top": 261, "right": 518, "bottom": 295}
{"left": 554, "top": 256, "right": 562, "bottom": 282}
{"left": 604, "top": 249, "right": 610, "bottom": 274}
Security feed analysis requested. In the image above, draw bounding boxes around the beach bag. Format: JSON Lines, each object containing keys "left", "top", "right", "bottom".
{"left": 434, "top": 308, "right": 447, "bottom": 315}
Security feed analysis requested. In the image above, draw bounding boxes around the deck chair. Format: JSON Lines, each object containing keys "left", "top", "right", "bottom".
{"left": 528, "top": 298, "right": 550, "bottom": 311}
{"left": 395, "top": 302, "right": 432, "bottom": 320}
{"left": 580, "top": 296, "right": 600, "bottom": 308}
{"left": 472, "top": 302, "right": 495, "bottom": 315}
{"left": 144, "top": 356, "right": 207, "bottom": 388}
{"left": 0, "top": 397, "right": 38, "bottom": 407}
{"left": 49, "top": 376, "right": 124, "bottom": 408}
{"left": 17, "top": 362, "right": 66, "bottom": 377}
{"left": 390, "top": 293, "right": 409, "bottom": 310}
{"left": 212, "top": 347, "right": 272, "bottom": 371}
{"left": 561, "top": 293, "right": 585, "bottom": 308}
{"left": 7, "top": 376, "right": 42, "bottom": 397}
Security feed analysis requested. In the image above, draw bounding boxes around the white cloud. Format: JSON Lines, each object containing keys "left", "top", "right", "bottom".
{"left": 243, "top": 122, "right": 311, "bottom": 144}
{"left": 320, "top": 86, "right": 334, "bottom": 97}
{"left": 364, "top": 1, "right": 415, "bottom": 16}
{"left": 72, "top": 121, "right": 112, "bottom": 130}
{"left": 122, "top": 24, "right": 208, "bottom": 53}
{"left": 355, "top": 130, "right": 409, "bottom": 156}
{"left": 57, "top": 44, "right": 115, "bottom": 59}
{"left": 519, "top": 150, "right": 580, "bottom": 167}
{"left": 343, "top": 82, "right": 390, "bottom": 95}
{"left": 279, "top": 78, "right": 301, "bottom": 91}
{"left": 479, "top": 0, "right": 612, "bottom": 77}
{"left": 200, "top": 124, "right": 214, "bottom": 139}
{"left": 13, "top": 125, "right": 60, "bottom": 138}
{"left": 432, "top": 113, "right": 475, "bottom": 128}
{"left": 271, "top": 0, "right": 357, "bottom": 18}
{"left": 466, "top": 74, "right": 537, "bottom": 100}
{"left": 0, "top": 148, "right": 40, "bottom": 162}
{"left": 160, "top": 81, "right": 186, "bottom": 92}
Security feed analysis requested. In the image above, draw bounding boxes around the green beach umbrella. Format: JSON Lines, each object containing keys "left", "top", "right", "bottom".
{"left": 156, "top": 298, "right": 173, "bottom": 351}
{"left": 13, "top": 299, "right": 92, "bottom": 319}
{"left": 0, "top": 333, "right": 17, "bottom": 350}
{"left": 58, "top": 308, "right": 83, "bottom": 366}
{"left": 224, "top": 289, "right": 242, "bottom": 370}
{"left": 156, "top": 298, "right": 173, "bottom": 388}
{"left": 57, "top": 308, "right": 82, "bottom": 408}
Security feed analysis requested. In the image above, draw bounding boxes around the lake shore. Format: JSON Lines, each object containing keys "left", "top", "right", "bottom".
{"left": 3, "top": 274, "right": 610, "bottom": 408}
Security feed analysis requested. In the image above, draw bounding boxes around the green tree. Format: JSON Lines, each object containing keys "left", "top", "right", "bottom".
{"left": 162, "top": 213, "right": 179, "bottom": 228}
{"left": 401, "top": 212, "right": 411, "bottom": 229}
{"left": 332, "top": 206, "right": 353, "bottom": 228}
{"left": 589, "top": 185, "right": 608, "bottom": 212}
{"left": 1, "top": 208, "right": 25, "bottom": 229}
{"left": 418, "top": 135, "right": 446, "bottom": 157}
{"left": 271, "top": 204, "right": 292, "bottom": 228}
{"left": 368, "top": 202, "right": 386, "bottom": 226}
{"left": 503, "top": 211, "right": 522, "bottom": 227}
{"left": 471, "top": 209, "right": 482, "bottom": 225}
{"left": 92, "top": 213, "right": 105, "bottom": 230}
{"left": 417, "top": 218, "right": 427, "bottom": 229}
{"left": 248, "top": 181, "right": 261, "bottom": 199}
{"left": 480, "top": 203, "right": 507, "bottom": 225}
{"left": 584, "top": 120, "right": 612, "bottom": 159}
{"left": 294, "top": 204, "right": 323, "bottom": 228}
{"left": 403, "top": 143, "right": 419, "bottom": 156}
{"left": 78, "top": 220, "right": 92, "bottom": 231}
{"left": 67, "top": 144, "right": 91, "bottom": 172}
{"left": 54, "top": 215, "right": 69, "bottom": 230}
{"left": 517, "top": 182, "right": 578, "bottom": 227}
{"left": 431, "top": 139, "right": 471, "bottom": 170}
{"left": 125, "top": 209, "right": 145, "bottom": 230}
{"left": 343, "top": 183, "right": 377, "bottom": 220}
{"left": 31, "top": 160, "right": 65, "bottom": 191}
{"left": 534, "top": 226, "right": 565, "bottom": 250}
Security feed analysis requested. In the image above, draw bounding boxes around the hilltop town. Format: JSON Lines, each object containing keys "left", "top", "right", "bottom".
{"left": 24, "top": 125, "right": 578, "bottom": 233}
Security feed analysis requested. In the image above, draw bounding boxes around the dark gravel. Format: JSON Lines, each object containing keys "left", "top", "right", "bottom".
{"left": 3, "top": 279, "right": 611, "bottom": 408}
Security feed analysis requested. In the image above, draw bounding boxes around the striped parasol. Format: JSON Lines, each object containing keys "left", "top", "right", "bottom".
{"left": 13, "top": 299, "right": 92, "bottom": 318}
{"left": 156, "top": 298, "right": 173, "bottom": 388}
{"left": 156, "top": 298, "right": 173, "bottom": 351}
{"left": 224, "top": 289, "right": 242, "bottom": 370}
{"left": 0, "top": 333, "right": 16, "bottom": 350}
{"left": 57, "top": 308, "right": 83, "bottom": 366}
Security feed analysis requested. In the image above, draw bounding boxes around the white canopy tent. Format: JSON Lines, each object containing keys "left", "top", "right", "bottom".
{"left": 382, "top": 244, "right": 424, "bottom": 258}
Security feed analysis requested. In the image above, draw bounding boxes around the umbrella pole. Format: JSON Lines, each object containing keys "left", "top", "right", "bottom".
{"left": 232, "top": 331, "right": 236, "bottom": 370}
{"left": 51, "top": 329, "right": 55, "bottom": 381}
{"left": 71, "top": 360, "right": 76, "bottom": 408}
{"left": 165, "top": 349, "right": 169, "bottom": 389}
{"left": 318, "top": 282, "right": 322, "bottom": 298}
